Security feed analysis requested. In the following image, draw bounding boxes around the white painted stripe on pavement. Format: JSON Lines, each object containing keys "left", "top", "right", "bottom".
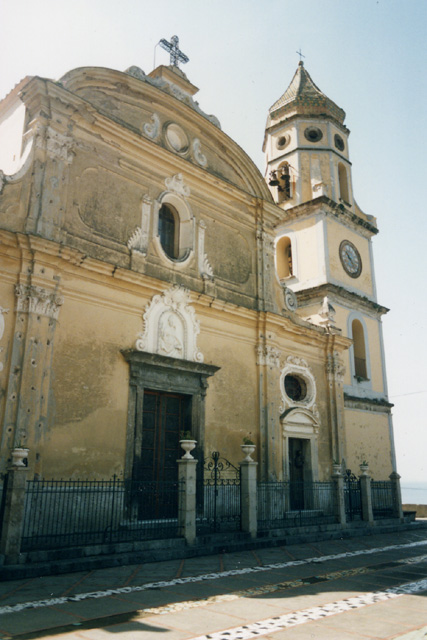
{"left": 190, "top": 578, "right": 427, "bottom": 640}
{"left": 0, "top": 538, "right": 425, "bottom": 616}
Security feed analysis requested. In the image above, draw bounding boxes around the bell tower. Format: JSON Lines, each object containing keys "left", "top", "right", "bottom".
{"left": 263, "top": 61, "right": 353, "bottom": 209}
{"left": 265, "top": 62, "right": 397, "bottom": 477}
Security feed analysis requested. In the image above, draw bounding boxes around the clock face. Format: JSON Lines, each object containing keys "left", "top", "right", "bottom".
{"left": 339, "top": 240, "right": 362, "bottom": 278}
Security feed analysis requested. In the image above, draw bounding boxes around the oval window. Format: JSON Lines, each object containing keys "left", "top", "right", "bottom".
{"left": 158, "top": 203, "right": 179, "bottom": 259}
{"left": 276, "top": 135, "right": 289, "bottom": 150}
{"left": 304, "top": 126, "right": 323, "bottom": 143}
{"left": 284, "top": 374, "right": 307, "bottom": 401}
{"left": 334, "top": 134, "right": 345, "bottom": 151}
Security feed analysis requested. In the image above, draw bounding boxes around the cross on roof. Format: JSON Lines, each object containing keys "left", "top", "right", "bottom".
{"left": 159, "top": 35, "right": 189, "bottom": 67}
{"left": 296, "top": 49, "right": 305, "bottom": 62}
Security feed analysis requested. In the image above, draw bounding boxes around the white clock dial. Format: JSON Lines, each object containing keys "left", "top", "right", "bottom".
{"left": 339, "top": 241, "right": 362, "bottom": 278}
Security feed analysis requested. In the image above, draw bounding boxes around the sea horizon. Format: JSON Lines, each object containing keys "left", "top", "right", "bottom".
{"left": 400, "top": 480, "right": 427, "bottom": 505}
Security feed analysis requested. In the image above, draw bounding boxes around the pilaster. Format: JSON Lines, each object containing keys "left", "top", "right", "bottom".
{"left": 177, "top": 458, "right": 198, "bottom": 544}
{"left": 0, "top": 461, "right": 29, "bottom": 564}
{"left": 240, "top": 460, "right": 258, "bottom": 538}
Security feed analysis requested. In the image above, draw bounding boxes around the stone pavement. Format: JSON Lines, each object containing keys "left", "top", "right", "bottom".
{"left": 0, "top": 526, "right": 426, "bottom": 639}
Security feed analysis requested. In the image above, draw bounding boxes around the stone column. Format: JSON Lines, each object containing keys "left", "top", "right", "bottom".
{"left": 0, "top": 461, "right": 30, "bottom": 564}
{"left": 240, "top": 460, "right": 258, "bottom": 538}
{"left": 359, "top": 470, "right": 374, "bottom": 524}
{"left": 177, "top": 458, "right": 198, "bottom": 545}
{"left": 389, "top": 471, "right": 404, "bottom": 521}
{"left": 332, "top": 470, "right": 346, "bottom": 526}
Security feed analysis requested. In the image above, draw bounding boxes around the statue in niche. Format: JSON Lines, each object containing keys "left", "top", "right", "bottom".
{"left": 158, "top": 312, "right": 184, "bottom": 359}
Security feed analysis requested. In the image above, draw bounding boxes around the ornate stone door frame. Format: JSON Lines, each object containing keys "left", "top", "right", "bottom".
{"left": 281, "top": 407, "right": 320, "bottom": 483}
{"left": 122, "top": 349, "right": 219, "bottom": 481}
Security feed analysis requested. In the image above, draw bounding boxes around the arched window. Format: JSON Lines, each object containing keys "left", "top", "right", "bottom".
{"left": 338, "top": 163, "right": 350, "bottom": 204}
{"left": 276, "top": 236, "right": 293, "bottom": 279}
{"left": 352, "top": 319, "right": 367, "bottom": 380}
{"left": 158, "top": 203, "right": 179, "bottom": 260}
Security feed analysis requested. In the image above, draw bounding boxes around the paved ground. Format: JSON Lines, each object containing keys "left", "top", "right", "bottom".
{"left": 0, "top": 526, "right": 426, "bottom": 639}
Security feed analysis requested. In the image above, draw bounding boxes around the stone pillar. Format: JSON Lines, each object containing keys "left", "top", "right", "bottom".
{"left": 332, "top": 471, "right": 346, "bottom": 526}
{"left": 359, "top": 471, "right": 374, "bottom": 524}
{"left": 0, "top": 462, "right": 30, "bottom": 564}
{"left": 240, "top": 460, "right": 258, "bottom": 538}
{"left": 177, "top": 458, "right": 198, "bottom": 545}
{"left": 389, "top": 471, "right": 404, "bottom": 521}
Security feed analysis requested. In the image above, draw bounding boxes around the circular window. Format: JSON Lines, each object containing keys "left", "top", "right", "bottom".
{"left": 284, "top": 374, "right": 307, "bottom": 401}
{"left": 334, "top": 134, "right": 345, "bottom": 151}
{"left": 165, "top": 123, "right": 189, "bottom": 153}
{"left": 304, "top": 126, "right": 323, "bottom": 143}
{"left": 276, "top": 135, "right": 289, "bottom": 150}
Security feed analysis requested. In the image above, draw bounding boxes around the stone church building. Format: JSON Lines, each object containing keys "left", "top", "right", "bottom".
{"left": 0, "top": 46, "right": 396, "bottom": 490}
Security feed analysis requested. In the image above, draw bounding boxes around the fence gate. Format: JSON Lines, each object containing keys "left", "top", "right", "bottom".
{"left": 197, "top": 451, "right": 241, "bottom": 533}
{"left": 344, "top": 470, "right": 362, "bottom": 521}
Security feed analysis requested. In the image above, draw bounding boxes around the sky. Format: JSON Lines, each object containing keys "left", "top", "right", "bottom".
{"left": 1, "top": 0, "right": 426, "bottom": 483}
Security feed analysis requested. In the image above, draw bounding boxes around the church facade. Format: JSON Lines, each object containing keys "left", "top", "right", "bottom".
{"left": 0, "top": 51, "right": 396, "bottom": 490}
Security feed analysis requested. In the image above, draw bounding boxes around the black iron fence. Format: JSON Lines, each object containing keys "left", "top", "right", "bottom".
{"left": 15, "top": 468, "right": 402, "bottom": 554}
{"left": 197, "top": 452, "right": 241, "bottom": 533}
{"left": 371, "top": 480, "right": 396, "bottom": 519}
{"left": 21, "top": 477, "right": 183, "bottom": 551}
{"left": 344, "top": 471, "right": 362, "bottom": 521}
{"left": 258, "top": 481, "right": 337, "bottom": 530}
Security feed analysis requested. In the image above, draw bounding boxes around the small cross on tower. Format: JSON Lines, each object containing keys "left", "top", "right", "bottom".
{"left": 296, "top": 49, "right": 305, "bottom": 63}
{"left": 159, "top": 35, "right": 189, "bottom": 68}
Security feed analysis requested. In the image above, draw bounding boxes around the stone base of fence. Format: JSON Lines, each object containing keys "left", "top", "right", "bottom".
{"left": 240, "top": 460, "right": 257, "bottom": 538}
{"left": 390, "top": 472, "right": 404, "bottom": 521}
{"left": 332, "top": 472, "right": 347, "bottom": 526}
{"left": 177, "top": 458, "right": 197, "bottom": 545}
{"left": 359, "top": 473, "right": 374, "bottom": 524}
{"left": 0, "top": 465, "right": 29, "bottom": 564}
{"left": 0, "top": 452, "right": 405, "bottom": 562}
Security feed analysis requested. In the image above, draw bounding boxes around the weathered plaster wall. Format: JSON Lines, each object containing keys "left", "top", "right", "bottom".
{"left": 343, "top": 409, "right": 392, "bottom": 479}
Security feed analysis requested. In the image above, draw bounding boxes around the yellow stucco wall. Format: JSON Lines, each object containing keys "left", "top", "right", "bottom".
{"left": 344, "top": 409, "right": 392, "bottom": 479}
{"left": 326, "top": 219, "right": 374, "bottom": 297}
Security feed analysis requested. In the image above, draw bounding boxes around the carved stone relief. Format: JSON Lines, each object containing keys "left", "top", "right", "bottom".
{"left": 143, "top": 113, "right": 161, "bottom": 140}
{"left": 281, "top": 284, "right": 298, "bottom": 312}
{"left": 127, "top": 195, "right": 152, "bottom": 255}
{"left": 15, "top": 284, "right": 64, "bottom": 320}
{"left": 136, "top": 285, "right": 203, "bottom": 362}
{"left": 326, "top": 350, "right": 345, "bottom": 385}
{"left": 256, "top": 343, "right": 280, "bottom": 368}
{"left": 192, "top": 138, "right": 208, "bottom": 167}
{"left": 198, "top": 221, "right": 214, "bottom": 280}
{"left": 165, "top": 173, "right": 191, "bottom": 197}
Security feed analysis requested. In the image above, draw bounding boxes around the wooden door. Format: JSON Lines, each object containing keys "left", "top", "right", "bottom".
{"left": 135, "top": 390, "right": 190, "bottom": 519}
{"left": 289, "top": 437, "right": 305, "bottom": 510}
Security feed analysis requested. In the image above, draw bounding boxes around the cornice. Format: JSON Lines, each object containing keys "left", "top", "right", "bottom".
{"left": 295, "top": 283, "right": 389, "bottom": 317}
{"left": 274, "top": 196, "right": 378, "bottom": 237}
{"left": 266, "top": 112, "right": 350, "bottom": 136}
{"left": 344, "top": 393, "right": 393, "bottom": 413}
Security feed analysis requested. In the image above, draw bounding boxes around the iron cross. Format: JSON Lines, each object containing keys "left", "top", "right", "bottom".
{"left": 296, "top": 49, "right": 305, "bottom": 62}
{"left": 159, "top": 35, "right": 189, "bottom": 67}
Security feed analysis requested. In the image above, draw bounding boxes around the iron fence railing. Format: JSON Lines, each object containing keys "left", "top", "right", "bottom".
{"left": 21, "top": 477, "right": 183, "bottom": 551}
{"left": 371, "top": 480, "right": 396, "bottom": 519}
{"left": 197, "top": 452, "right": 241, "bottom": 533}
{"left": 198, "top": 478, "right": 241, "bottom": 533}
{"left": 257, "top": 481, "right": 337, "bottom": 530}
{"left": 344, "top": 472, "right": 362, "bottom": 521}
